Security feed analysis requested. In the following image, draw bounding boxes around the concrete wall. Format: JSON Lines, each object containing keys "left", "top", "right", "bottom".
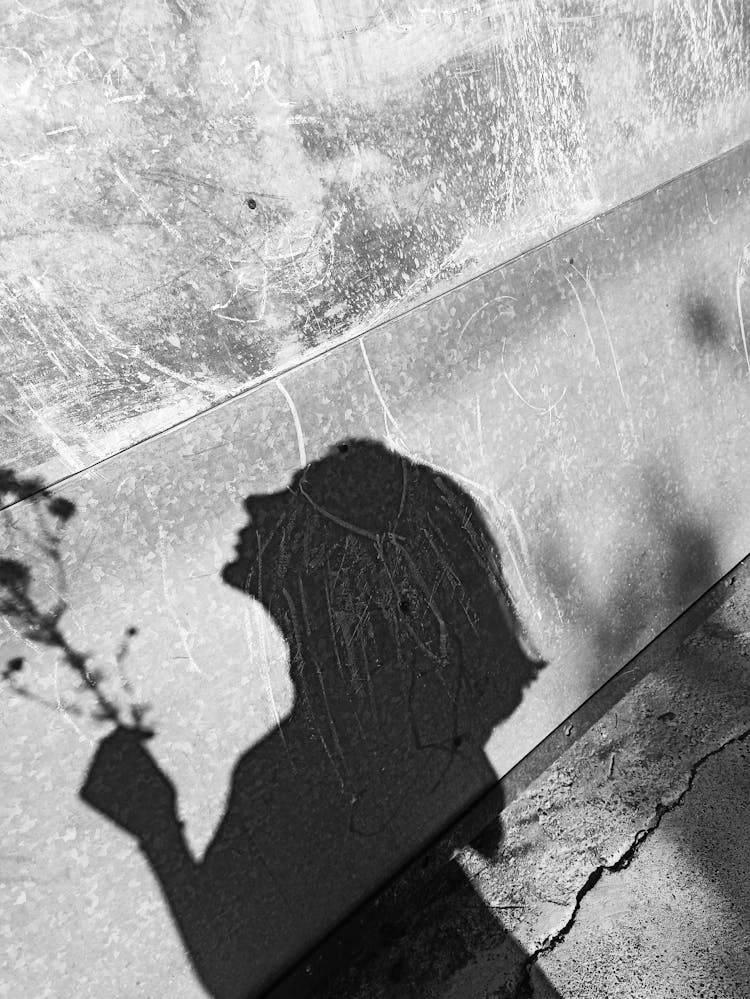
{"left": 1, "top": 0, "right": 749, "bottom": 482}
{"left": 2, "top": 143, "right": 750, "bottom": 997}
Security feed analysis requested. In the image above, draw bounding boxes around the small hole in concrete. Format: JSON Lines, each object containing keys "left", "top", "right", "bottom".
{"left": 246, "top": 197, "right": 257, "bottom": 210}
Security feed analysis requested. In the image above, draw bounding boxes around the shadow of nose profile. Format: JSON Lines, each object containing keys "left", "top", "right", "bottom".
{"left": 81, "top": 437, "right": 549, "bottom": 999}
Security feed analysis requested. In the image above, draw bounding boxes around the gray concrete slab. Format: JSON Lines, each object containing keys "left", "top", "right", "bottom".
{"left": 2, "top": 0, "right": 749, "bottom": 481}
{"left": 2, "top": 143, "right": 750, "bottom": 998}
{"left": 314, "top": 563, "right": 750, "bottom": 998}
{"left": 532, "top": 738, "right": 750, "bottom": 998}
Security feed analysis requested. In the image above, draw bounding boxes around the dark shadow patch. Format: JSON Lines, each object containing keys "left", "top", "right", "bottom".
{"left": 0, "top": 467, "right": 146, "bottom": 727}
{"left": 683, "top": 294, "right": 727, "bottom": 351}
{"left": 77, "top": 439, "right": 555, "bottom": 999}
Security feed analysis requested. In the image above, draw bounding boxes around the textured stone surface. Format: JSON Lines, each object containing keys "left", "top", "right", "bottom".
{"left": 2, "top": 0, "right": 749, "bottom": 479}
{"left": 313, "top": 564, "right": 750, "bottom": 999}
{"left": 532, "top": 739, "right": 750, "bottom": 998}
{"left": 2, "top": 145, "right": 750, "bottom": 996}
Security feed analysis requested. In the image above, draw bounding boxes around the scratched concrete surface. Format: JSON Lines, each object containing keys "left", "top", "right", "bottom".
{"left": 1, "top": 143, "right": 750, "bottom": 997}
{"left": 313, "top": 560, "right": 750, "bottom": 999}
{"left": 1, "top": 0, "right": 749, "bottom": 482}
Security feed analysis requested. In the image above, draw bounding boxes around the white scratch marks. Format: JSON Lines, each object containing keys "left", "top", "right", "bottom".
{"left": 12, "top": 381, "right": 82, "bottom": 471}
{"left": 252, "top": 232, "right": 270, "bottom": 323}
{"left": 15, "top": 0, "right": 74, "bottom": 20}
{"left": 138, "top": 352, "right": 212, "bottom": 394}
{"left": 0, "top": 152, "right": 50, "bottom": 169}
{"left": 143, "top": 486, "right": 203, "bottom": 675}
{"left": 112, "top": 165, "right": 182, "bottom": 241}
{"left": 704, "top": 192, "right": 718, "bottom": 225}
{"left": 248, "top": 59, "right": 293, "bottom": 108}
{"left": 53, "top": 654, "right": 94, "bottom": 746}
{"left": 210, "top": 282, "right": 241, "bottom": 312}
{"left": 475, "top": 394, "right": 487, "bottom": 464}
{"left": 25, "top": 274, "right": 103, "bottom": 367}
{"left": 359, "top": 338, "right": 406, "bottom": 445}
{"left": 357, "top": 336, "right": 537, "bottom": 632}
{"left": 298, "top": 576, "right": 347, "bottom": 787}
{"left": 501, "top": 338, "right": 567, "bottom": 417}
{"left": 565, "top": 273, "right": 600, "bottom": 365}
{"left": 736, "top": 241, "right": 750, "bottom": 377}
{"left": 574, "top": 265, "right": 627, "bottom": 406}
{"left": 276, "top": 380, "right": 307, "bottom": 467}
{"left": 107, "top": 94, "right": 144, "bottom": 104}
{"left": 1, "top": 614, "right": 40, "bottom": 653}
{"left": 1, "top": 44, "right": 35, "bottom": 96}
{"left": 456, "top": 295, "right": 517, "bottom": 345}
{"left": 45, "top": 125, "right": 78, "bottom": 137}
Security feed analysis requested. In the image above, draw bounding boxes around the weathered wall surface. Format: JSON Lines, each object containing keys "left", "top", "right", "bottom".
{"left": 2, "top": 143, "right": 750, "bottom": 998}
{"left": 1, "top": 0, "right": 749, "bottom": 480}
{"left": 311, "top": 570, "right": 750, "bottom": 999}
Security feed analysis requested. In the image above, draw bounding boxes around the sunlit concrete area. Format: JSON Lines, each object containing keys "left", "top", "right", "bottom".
{"left": 2, "top": 3, "right": 750, "bottom": 998}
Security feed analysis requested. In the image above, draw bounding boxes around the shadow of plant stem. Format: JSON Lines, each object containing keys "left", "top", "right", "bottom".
{"left": 0, "top": 467, "right": 149, "bottom": 731}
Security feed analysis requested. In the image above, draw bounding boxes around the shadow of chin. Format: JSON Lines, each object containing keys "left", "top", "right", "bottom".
{"left": 220, "top": 559, "right": 245, "bottom": 590}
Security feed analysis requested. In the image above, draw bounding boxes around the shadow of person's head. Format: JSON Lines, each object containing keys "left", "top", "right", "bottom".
{"left": 222, "top": 439, "right": 543, "bottom": 798}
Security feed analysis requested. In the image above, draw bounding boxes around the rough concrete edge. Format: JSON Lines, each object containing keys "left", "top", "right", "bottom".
{"left": 515, "top": 723, "right": 750, "bottom": 997}
{"left": 260, "top": 554, "right": 750, "bottom": 999}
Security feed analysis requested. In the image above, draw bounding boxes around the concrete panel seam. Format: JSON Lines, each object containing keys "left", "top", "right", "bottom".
{"left": 5, "top": 136, "right": 750, "bottom": 514}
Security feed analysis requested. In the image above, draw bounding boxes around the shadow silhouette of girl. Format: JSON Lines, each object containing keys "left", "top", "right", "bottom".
{"left": 81, "top": 439, "right": 545, "bottom": 998}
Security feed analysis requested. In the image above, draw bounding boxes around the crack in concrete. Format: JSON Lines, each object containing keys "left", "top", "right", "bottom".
{"left": 516, "top": 723, "right": 750, "bottom": 998}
